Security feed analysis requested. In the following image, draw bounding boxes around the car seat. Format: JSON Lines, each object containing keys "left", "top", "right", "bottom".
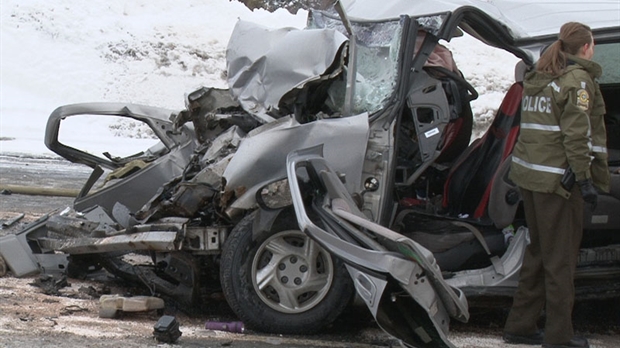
{"left": 424, "top": 66, "right": 476, "bottom": 165}
{"left": 441, "top": 81, "right": 523, "bottom": 221}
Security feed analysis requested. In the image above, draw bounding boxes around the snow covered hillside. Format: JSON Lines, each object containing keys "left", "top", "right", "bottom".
{"left": 0, "top": 0, "right": 519, "bottom": 156}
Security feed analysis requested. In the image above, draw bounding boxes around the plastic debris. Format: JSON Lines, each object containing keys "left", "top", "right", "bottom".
{"left": 99, "top": 295, "right": 164, "bottom": 318}
{"left": 153, "top": 315, "right": 182, "bottom": 343}
{"left": 205, "top": 320, "right": 245, "bottom": 333}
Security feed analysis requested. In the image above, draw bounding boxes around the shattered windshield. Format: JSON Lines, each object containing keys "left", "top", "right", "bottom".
{"left": 308, "top": 12, "right": 404, "bottom": 115}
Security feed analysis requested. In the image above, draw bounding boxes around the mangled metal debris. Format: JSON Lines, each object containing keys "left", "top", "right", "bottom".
{"left": 226, "top": 20, "right": 347, "bottom": 121}
{"left": 0, "top": 214, "right": 67, "bottom": 277}
{"left": 1, "top": 213, "right": 24, "bottom": 229}
{"left": 60, "top": 305, "right": 89, "bottom": 316}
{"left": 31, "top": 274, "right": 70, "bottom": 296}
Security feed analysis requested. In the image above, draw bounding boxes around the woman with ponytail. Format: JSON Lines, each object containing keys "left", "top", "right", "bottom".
{"left": 503, "top": 22, "right": 609, "bottom": 348}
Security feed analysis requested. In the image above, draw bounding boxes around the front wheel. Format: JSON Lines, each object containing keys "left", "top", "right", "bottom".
{"left": 220, "top": 210, "right": 353, "bottom": 334}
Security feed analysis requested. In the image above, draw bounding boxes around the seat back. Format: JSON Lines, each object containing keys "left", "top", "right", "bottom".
{"left": 442, "top": 82, "right": 523, "bottom": 219}
{"left": 423, "top": 66, "right": 475, "bottom": 165}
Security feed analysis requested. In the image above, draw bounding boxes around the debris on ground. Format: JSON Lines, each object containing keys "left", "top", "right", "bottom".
{"left": 205, "top": 320, "right": 245, "bottom": 333}
{"left": 153, "top": 315, "right": 182, "bottom": 343}
{"left": 60, "top": 304, "right": 88, "bottom": 315}
{"left": 99, "top": 294, "right": 165, "bottom": 318}
{"left": 0, "top": 213, "right": 24, "bottom": 229}
{"left": 31, "top": 273, "right": 70, "bottom": 295}
{"left": 78, "top": 284, "right": 111, "bottom": 298}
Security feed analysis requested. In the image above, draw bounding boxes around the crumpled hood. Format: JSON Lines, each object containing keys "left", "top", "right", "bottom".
{"left": 226, "top": 20, "right": 348, "bottom": 122}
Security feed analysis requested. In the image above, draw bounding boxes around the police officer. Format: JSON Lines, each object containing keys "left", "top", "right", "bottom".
{"left": 503, "top": 22, "right": 609, "bottom": 348}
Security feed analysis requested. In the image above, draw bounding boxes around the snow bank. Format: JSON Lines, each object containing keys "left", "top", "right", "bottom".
{"left": 0, "top": 0, "right": 518, "bottom": 157}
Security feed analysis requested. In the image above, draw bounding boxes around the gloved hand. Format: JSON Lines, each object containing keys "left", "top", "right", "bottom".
{"left": 577, "top": 179, "right": 598, "bottom": 211}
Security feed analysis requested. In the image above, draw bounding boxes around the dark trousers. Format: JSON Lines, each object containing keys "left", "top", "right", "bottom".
{"left": 504, "top": 187, "right": 583, "bottom": 344}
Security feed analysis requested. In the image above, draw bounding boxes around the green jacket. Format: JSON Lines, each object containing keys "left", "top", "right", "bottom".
{"left": 510, "top": 54, "right": 610, "bottom": 198}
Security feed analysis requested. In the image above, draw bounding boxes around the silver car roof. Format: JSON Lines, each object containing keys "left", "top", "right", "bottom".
{"left": 340, "top": 0, "right": 619, "bottom": 40}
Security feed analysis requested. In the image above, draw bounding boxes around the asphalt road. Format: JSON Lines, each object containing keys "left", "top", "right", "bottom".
{"left": 0, "top": 155, "right": 87, "bottom": 216}
{"left": 1, "top": 154, "right": 619, "bottom": 348}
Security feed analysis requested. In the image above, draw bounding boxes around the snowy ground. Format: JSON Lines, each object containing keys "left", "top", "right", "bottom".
{"left": 0, "top": 0, "right": 307, "bottom": 156}
{"left": 0, "top": 0, "right": 519, "bottom": 158}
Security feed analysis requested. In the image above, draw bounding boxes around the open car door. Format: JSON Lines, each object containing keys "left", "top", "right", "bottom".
{"left": 286, "top": 146, "right": 469, "bottom": 348}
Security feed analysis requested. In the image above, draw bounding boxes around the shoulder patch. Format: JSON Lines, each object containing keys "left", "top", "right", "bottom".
{"left": 576, "top": 88, "right": 590, "bottom": 110}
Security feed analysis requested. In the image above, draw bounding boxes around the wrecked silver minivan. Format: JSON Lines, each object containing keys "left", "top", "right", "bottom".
{"left": 1, "top": 1, "right": 619, "bottom": 347}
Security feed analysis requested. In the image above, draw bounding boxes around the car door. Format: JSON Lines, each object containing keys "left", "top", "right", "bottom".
{"left": 286, "top": 145, "right": 469, "bottom": 348}
{"left": 44, "top": 103, "right": 196, "bottom": 213}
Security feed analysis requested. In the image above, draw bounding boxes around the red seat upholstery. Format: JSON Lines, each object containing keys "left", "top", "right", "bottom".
{"left": 442, "top": 82, "right": 523, "bottom": 218}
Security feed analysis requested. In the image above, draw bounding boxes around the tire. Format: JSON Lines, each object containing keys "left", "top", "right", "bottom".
{"left": 220, "top": 209, "right": 354, "bottom": 334}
